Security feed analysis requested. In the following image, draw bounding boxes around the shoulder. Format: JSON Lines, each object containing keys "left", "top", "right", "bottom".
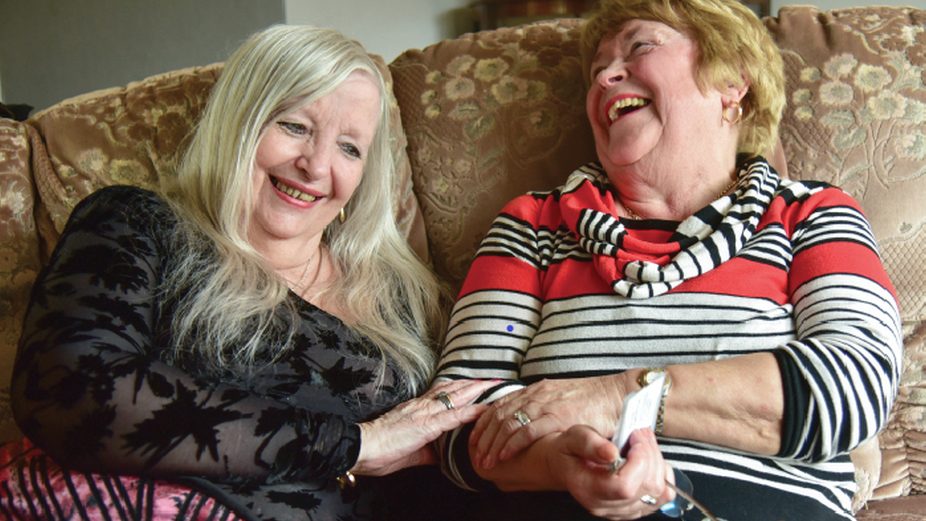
{"left": 775, "top": 177, "right": 863, "bottom": 213}
{"left": 498, "top": 162, "right": 604, "bottom": 221}
{"left": 67, "top": 185, "right": 173, "bottom": 231}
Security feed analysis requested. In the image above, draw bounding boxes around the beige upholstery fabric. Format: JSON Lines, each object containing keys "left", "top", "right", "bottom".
{"left": 390, "top": 19, "right": 597, "bottom": 296}
{"left": 0, "top": 120, "right": 40, "bottom": 443}
{"left": 766, "top": 6, "right": 926, "bottom": 506}
{"left": 28, "top": 65, "right": 222, "bottom": 257}
{"left": 767, "top": 6, "right": 926, "bottom": 324}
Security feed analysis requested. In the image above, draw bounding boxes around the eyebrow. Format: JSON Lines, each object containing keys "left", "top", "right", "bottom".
{"left": 592, "top": 24, "right": 645, "bottom": 64}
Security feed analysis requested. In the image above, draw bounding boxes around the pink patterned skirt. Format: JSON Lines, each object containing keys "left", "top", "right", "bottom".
{"left": 0, "top": 438, "right": 245, "bottom": 521}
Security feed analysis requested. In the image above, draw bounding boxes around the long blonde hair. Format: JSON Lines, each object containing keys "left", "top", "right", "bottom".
{"left": 160, "top": 25, "right": 445, "bottom": 395}
{"left": 580, "top": 0, "right": 785, "bottom": 157}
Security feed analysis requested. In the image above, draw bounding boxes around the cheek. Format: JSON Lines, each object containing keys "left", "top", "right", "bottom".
{"left": 586, "top": 88, "right": 600, "bottom": 126}
{"left": 334, "top": 164, "right": 365, "bottom": 201}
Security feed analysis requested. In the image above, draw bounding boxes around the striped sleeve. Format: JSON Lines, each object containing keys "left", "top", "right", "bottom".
{"left": 435, "top": 194, "right": 550, "bottom": 489}
{"left": 777, "top": 189, "right": 902, "bottom": 462}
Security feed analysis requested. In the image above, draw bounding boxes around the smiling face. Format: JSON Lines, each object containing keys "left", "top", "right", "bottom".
{"left": 249, "top": 72, "right": 381, "bottom": 255}
{"left": 586, "top": 19, "right": 730, "bottom": 177}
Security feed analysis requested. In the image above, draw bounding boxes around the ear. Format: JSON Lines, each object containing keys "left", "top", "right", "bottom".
{"left": 723, "top": 78, "right": 750, "bottom": 106}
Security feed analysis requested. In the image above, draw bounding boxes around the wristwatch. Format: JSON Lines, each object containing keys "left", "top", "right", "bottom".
{"left": 638, "top": 367, "right": 672, "bottom": 435}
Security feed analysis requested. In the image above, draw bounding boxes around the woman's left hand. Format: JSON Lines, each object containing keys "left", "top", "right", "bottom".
{"left": 549, "top": 426, "right": 674, "bottom": 520}
{"left": 353, "top": 379, "right": 495, "bottom": 476}
{"left": 471, "top": 375, "right": 625, "bottom": 469}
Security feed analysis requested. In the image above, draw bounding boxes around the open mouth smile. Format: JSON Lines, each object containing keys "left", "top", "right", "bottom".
{"left": 607, "top": 97, "right": 651, "bottom": 123}
{"left": 272, "top": 176, "right": 317, "bottom": 202}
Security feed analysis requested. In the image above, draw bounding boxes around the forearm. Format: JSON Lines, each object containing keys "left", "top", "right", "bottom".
{"left": 14, "top": 358, "right": 358, "bottom": 483}
{"left": 653, "top": 352, "right": 784, "bottom": 455}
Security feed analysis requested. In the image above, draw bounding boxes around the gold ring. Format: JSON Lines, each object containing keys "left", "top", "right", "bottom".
{"left": 513, "top": 410, "right": 531, "bottom": 426}
{"left": 436, "top": 392, "right": 454, "bottom": 410}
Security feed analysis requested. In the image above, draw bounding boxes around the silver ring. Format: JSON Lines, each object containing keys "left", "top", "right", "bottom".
{"left": 436, "top": 392, "right": 454, "bottom": 410}
{"left": 640, "top": 494, "right": 657, "bottom": 505}
{"left": 513, "top": 410, "right": 531, "bottom": 426}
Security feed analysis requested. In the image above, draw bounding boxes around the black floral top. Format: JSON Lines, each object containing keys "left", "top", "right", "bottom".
{"left": 13, "top": 186, "right": 403, "bottom": 520}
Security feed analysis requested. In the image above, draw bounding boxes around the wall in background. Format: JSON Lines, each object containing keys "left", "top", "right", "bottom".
{"left": 283, "top": 0, "right": 475, "bottom": 64}
{"left": 1, "top": 0, "right": 918, "bottom": 114}
{"left": 0, "top": 0, "right": 284, "bottom": 112}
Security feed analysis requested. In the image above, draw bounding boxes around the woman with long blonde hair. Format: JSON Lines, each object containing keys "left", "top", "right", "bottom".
{"left": 10, "top": 25, "right": 492, "bottom": 520}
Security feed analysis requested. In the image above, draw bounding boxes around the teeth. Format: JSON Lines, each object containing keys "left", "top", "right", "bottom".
{"left": 273, "top": 178, "right": 317, "bottom": 202}
{"left": 608, "top": 97, "right": 649, "bottom": 122}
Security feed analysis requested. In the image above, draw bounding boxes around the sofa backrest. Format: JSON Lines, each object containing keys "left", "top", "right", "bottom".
{"left": 390, "top": 19, "right": 596, "bottom": 297}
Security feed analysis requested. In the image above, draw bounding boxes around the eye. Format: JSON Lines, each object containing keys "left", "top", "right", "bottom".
{"left": 629, "top": 40, "right": 654, "bottom": 54}
{"left": 277, "top": 121, "right": 307, "bottom": 135}
{"left": 340, "top": 142, "right": 362, "bottom": 159}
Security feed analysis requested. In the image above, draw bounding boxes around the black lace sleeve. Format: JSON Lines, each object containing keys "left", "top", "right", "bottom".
{"left": 11, "top": 186, "right": 366, "bottom": 484}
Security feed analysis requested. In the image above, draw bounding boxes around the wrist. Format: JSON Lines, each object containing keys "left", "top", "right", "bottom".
{"left": 350, "top": 422, "right": 368, "bottom": 474}
{"left": 541, "top": 433, "right": 569, "bottom": 492}
{"left": 637, "top": 367, "right": 672, "bottom": 436}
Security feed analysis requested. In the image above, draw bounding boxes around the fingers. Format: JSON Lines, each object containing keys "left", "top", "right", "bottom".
{"left": 427, "top": 379, "right": 495, "bottom": 412}
{"left": 618, "top": 429, "right": 674, "bottom": 509}
{"left": 472, "top": 400, "right": 541, "bottom": 469}
{"left": 552, "top": 426, "right": 668, "bottom": 520}
{"left": 352, "top": 380, "right": 496, "bottom": 476}
{"left": 559, "top": 424, "right": 619, "bottom": 465}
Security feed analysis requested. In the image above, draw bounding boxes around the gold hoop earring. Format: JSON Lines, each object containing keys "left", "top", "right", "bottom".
{"left": 338, "top": 207, "right": 346, "bottom": 223}
{"left": 723, "top": 101, "right": 743, "bottom": 125}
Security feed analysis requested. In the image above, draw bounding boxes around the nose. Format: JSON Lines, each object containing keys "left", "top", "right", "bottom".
{"left": 597, "top": 63, "right": 626, "bottom": 89}
{"left": 295, "top": 142, "right": 331, "bottom": 180}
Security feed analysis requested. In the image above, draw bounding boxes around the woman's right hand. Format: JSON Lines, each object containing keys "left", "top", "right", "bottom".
{"left": 351, "top": 379, "right": 496, "bottom": 476}
{"left": 547, "top": 426, "right": 674, "bottom": 520}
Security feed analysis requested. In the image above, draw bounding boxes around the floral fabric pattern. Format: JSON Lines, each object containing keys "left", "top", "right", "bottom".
{"left": 0, "top": 120, "right": 40, "bottom": 444}
{"left": 764, "top": 7, "right": 926, "bottom": 504}
{"left": 390, "top": 19, "right": 598, "bottom": 295}
{"left": 767, "top": 7, "right": 926, "bottom": 324}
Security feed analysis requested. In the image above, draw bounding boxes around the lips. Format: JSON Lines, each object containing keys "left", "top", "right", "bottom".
{"left": 272, "top": 176, "right": 318, "bottom": 202}
{"left": 606, "top": 96, "right": 651, "bottom": 123}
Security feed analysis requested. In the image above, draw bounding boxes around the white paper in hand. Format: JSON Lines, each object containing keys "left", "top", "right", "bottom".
{"left": 608, "top": 372, "right": 665, "bottom": 472}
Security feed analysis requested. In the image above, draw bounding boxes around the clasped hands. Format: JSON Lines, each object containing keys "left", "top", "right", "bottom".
{"left": 470, "top": 376, "right": 676, "bottom": 520}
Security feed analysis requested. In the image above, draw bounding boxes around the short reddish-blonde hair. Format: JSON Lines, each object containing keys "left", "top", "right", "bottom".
{"left": 580, "top": 0, "right": 785, "bottom": 157}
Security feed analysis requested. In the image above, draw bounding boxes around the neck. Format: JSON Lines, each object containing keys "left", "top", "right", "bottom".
{"left": 613, "top": 169, "right": 739, "bottom": 221}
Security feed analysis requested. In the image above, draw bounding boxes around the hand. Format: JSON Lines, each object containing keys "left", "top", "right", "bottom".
{"left": 352, "top": 379, "right": 495, "bottom": 476}
{"left": 471, "top": 376, "right": 624, "bottom": 469}
{"left": 548, "top": 426, "right": 675, "bottom": 520}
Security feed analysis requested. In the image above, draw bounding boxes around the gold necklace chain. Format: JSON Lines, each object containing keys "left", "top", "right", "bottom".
{"left": 619, "top": 177, "right": 739, "bottom": 221}
{"left": 285, "top": 255, "right": 314, "bottom": 291}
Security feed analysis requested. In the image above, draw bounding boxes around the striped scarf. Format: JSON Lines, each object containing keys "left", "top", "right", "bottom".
{"left": 559, "top": 158, "right": 818, "bottom": 298}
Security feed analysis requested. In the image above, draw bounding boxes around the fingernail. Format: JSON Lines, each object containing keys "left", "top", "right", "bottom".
{"left": 483, "top": 455, "right": 495, "bottom": 469}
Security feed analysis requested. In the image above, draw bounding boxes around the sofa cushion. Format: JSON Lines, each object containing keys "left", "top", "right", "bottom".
{"left": 766, "top": 6, "right": 926, "bottom": 325}
{"left": 765, "top": 5, "right": 926, "bottom": 506}
{"left": 390, "top": 19, "right": 597, "bottom": 296}
{"left": 26, "top": 58, "right": 426, "bottom": 263}
{"left": 0, "top": 120, "right": 42, "bottom": 443}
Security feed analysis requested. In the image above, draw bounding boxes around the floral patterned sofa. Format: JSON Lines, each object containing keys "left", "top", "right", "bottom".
{"left": 1, "top": 5, "right": 924, "bottom": 519}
